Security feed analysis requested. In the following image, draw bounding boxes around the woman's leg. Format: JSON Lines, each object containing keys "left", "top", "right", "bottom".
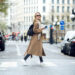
{"left": 24, "top": 54, "right": 31, "bottom": 61}
{"left": 39, "top": 56, "right": 43, "bottom": 63}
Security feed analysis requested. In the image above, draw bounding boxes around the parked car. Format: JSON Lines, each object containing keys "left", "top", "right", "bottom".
{"left": 61, "top": 31, "right": 75, "bottom": 56}
{"left": 0, "top": 32, "right": 5, "bottom": 51}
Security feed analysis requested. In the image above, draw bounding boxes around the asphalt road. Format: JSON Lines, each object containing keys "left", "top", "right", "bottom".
{"left": 0, "top": 40, "right": 75, "bottom": 75}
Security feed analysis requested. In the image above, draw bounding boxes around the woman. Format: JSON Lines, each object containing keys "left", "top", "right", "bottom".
{"left": 24, "top": 12, "right": 46, "bottom": 63}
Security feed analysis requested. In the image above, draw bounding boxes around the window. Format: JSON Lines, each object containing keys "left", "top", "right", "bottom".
{"left": 43, "top": 6, "right": 46, "bottom": 12}
{"left": 52, "top": 6, "right": 54, "bottom": 9}
{"left": 57, "top": 6, "right": 59, "bottom": 12}
{"left": 52, "top": 0, "right": 54, "bottom": 4}
{"left": 57, "top": 16, "right": 59, "bottom": 21}
{"left": 43, "top": 15, "right": 45, "bottom": 21}
{"left": 24, "top": 17, "right": 25, "bottom": 22}
{"left": 73, "top": 0, "right": 75, "bottom": 4}
{"left": 43, "top": 0, "right": 46, "bottom": 3}
{"left": 62, "top": 16, "right": 64, "bottom": 20}
{"left": 52, "top": 15, "right": 54, "bottom": 22}
{"left": 24, "top": 8, "right": 25, "bottom": 13}
{"left": 62, "top": 6, "right": 64, "bottom": 13}
{"left": 29, "top": 16, "right": 30, "bottom": 22}
{"left": 67, "top": 0, "right": 70, "bottom": 4}
{"left": 67, "top": 16, "right": 70, "bottom": 22}
{"left": 52, "top": 6, "right": 54, "bottom": 12}
{"left": 62, "top": 0, "right": 64, "bottom": 4}
{"left": 67, "top": 25, "right": 70, "bottom": 29}
{"left": 57, "top": 0, "right": 59, "bottom": 4}
{"left": 67, "top": 6, "right": 70, "bottom": 12}
{"left": 72, "top": 25, "right": 75, "bottom": 30}
{"left": 24, "top": 0, "right": 25, "bottom": 5}
{"left": 26, "top": 17, "right": 28, "bottom": 22}
{"left": 10, "top": 15, "right": 12, "bottom": 19}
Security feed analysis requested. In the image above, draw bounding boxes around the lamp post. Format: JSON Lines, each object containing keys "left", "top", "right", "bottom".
{"left": 70, "top": 8, "right": 75, "bottom": 21}
{"left": 70, "top": 14, "right": 75, "bottom": 21}
{"left": 72, "top": 8, "right": 75, "bottom": 21}
{"left": 70, "top": 8, "right": 75, "bottom": 30}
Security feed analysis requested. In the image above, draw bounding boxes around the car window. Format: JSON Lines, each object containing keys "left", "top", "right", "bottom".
{"left": 71, "top": 37, "right": 75, "bottom": 40}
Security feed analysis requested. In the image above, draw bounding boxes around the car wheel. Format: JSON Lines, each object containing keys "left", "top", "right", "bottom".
{"left": 68, "top": 47, "right": 72, "bottom": 56}
{"left": 1, "top": 47, "right": 5, "bottom": 51}
{"left": 61, "top": 46, "right": 66, "bottom": 54}
{"left": 68, "top": 50, "right": 72, "bottom": 56}
{"left": 1, "top": 45, "right": 5, "bottom": 51}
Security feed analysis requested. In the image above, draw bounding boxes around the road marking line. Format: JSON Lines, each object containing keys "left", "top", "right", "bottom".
{"left": 0, "top": 68, "right": 7, "bottom": 70}
{"left": 20, "top": 59, "right": 57, "bottom": 67}
{"left": 16, "top": 43, "right": 22, "bottom": 56}
{"left": 0, "top": 62, "right": 17, "bottom": 67}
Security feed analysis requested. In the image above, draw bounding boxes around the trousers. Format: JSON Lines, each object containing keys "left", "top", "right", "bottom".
{"left": 24, "top": 54, "right": 43, "bottom": 63}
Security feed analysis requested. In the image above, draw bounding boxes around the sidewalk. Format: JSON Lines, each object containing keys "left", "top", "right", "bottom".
{"left": 52, "top": 43, "right": 62, "bottom": 49}
{"left": 42, "top": 40, "right": 62, "bottom": 49}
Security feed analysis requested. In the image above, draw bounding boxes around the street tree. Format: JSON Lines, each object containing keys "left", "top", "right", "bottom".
{"left": 0, "top": 0, "right": 9, "bottom": 15}
{"left": 0, "top": 22, "right": 7, "bottom": 32}
{"left": 0, "top": 0, "right": 9, "bottom": 32}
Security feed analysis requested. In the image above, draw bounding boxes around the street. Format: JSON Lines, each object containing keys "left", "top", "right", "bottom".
{"left": 0, "top": 40, "right": 75, "bottom": 75}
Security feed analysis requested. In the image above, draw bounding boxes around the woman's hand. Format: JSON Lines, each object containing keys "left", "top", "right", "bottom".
{"left": 41, "top": 27, "right": 46, "bottom": 30}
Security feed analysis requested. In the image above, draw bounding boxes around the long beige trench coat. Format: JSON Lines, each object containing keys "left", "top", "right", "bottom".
{"left": 25, "top": 22, "right": 46, "bottom": 56}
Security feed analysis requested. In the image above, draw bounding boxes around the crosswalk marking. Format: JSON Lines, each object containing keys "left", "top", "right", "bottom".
{"left": 0, "top": 59, "right": 75, "bottom": 69}
{"left": 0, "top": 68, "right": 7, "bottom": 71}
{"left": 0, "top": 62, "right": 17, "bottom": 67}
{"left": 16, "top": 43, "right": 22, "bottom": 56}
{"left": 21, "top": 59, "right": 57, "bottom": 67}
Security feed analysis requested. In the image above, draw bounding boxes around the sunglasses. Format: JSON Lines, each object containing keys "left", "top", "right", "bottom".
{"left": 36, "top": 15, "right": 41, "bottom": 17}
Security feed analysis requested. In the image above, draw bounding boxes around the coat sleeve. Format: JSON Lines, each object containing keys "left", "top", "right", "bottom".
{"left": 33, "top": 22, "right": 42, "bottom": 34}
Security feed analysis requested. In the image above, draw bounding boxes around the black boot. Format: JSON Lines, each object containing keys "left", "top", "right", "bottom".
{"left": 39, "top": 56, "right": 43, "bottom": 63}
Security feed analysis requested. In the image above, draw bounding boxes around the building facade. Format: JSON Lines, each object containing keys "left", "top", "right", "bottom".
{"left": 24, "top": 0, "right": 50, "bottom": 29}
{"left": 48, "top": 0, "right": 75, "bottom": 42}
{"left": 10, "top": 0, "right": 75, "bottom": 41}
{"left": 10, "top": 0, "right": 24, "bottom": 33}
{"left": 49, "top": 0, "right": 75, "bottom": 30}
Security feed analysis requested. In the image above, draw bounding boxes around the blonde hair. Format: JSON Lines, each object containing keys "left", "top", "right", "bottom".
{"left": 33, "top": 12, "right": 41, "bottom": 22}
{"left": 35, "top": 12, "right": 41, "bottom": 17}
{"left": 33, "top": 19, "right": 38, "bottom": 25}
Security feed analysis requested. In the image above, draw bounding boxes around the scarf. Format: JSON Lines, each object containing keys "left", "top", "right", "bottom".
{"left": 38, "top": 21, "right": 41, "bottom": 40}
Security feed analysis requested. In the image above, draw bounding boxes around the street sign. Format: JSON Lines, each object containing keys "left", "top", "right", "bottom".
{"left": 60, "top": 20, "right": 65, "bottom": 30}
{"left": 60, "top": 25, "right": 64, "bottom": 30}
{"left": 60, "top": 20, "right": 65, "bottom": 25}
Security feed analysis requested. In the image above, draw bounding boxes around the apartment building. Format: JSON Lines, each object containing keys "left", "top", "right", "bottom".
{"left": 48, "top": 0, "right": 75, "bottom": 42}
{"left": 10, "top": 0, "right": 50, "bottom": 37}
{"left": 24, "top": 0, "right": 49, "bottom": 29}
{"left": 10, "top": 0, "right": 24, "bottom": 33}
{"left": 49, "top": 0, "right": 75, "bottom": 31}
{"left": 10, "top": 0, "right": 75, "bottom": 40}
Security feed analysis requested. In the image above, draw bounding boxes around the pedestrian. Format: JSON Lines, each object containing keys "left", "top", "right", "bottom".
{"left": 24, "top": 12, "right": 46, "bottom": 64}
{"left": 24, "top": 32, "right": 27, "bottom": 42}
{"left": 12, "top": 32, "right": 15, "bottom": 40}
{"left": 21, "top": 35, "right": 23, "bottom": 41}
